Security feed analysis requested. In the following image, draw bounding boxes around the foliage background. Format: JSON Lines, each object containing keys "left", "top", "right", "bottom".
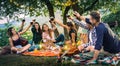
{"left": 0, "top": 0, "right": 120, "bottom": 46}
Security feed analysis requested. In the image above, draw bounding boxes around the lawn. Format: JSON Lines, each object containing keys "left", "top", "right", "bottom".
{"left": 0, "top": 54, "right": 119, "bottom": 66}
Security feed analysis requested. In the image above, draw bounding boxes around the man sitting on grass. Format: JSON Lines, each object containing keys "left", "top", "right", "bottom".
{"left": 73, "top": 11, "right": 120, "bottom": 64}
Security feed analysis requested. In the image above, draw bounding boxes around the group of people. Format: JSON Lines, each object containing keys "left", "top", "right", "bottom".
{"left": 7, "top": 11, "right": 120, "bottom": 64}
{"left": 7, "top": 19, "right": 64, "bottom": 53}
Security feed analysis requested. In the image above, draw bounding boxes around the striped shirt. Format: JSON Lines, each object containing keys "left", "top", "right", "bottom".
{"left": 73, "top": 19, "right": 97, "bottom": 48}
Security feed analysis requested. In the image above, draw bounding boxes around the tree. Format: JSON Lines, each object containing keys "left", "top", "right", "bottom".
{"left": 0, "top": 0, "right": 119, "bottom": 19}
{"left": 44, "top": 0, "right": 59, "bottom": 37}
{"left": 0, "top": 0, "right": 120, "bottom": 39}
{"left": 53, "top": 0, "right": 120, "bottom": 38}
{"left": 0, "top": 23, "right": 12, "bottom": 46}
{"left": 63, "top": 6, "right": 71, "bottom": 39}
{"left": 102, "top": 10, "right": 120, "bottom": 36}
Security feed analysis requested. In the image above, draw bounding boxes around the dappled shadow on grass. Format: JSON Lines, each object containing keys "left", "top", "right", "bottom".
{"left": 0, "top": 54, "right": 119, "bottom": 66}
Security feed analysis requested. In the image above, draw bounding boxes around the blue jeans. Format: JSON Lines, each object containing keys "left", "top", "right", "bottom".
{"left": 28, "top": 40, "right": 40, "bottom": 51}
{"left": 55, "top": 34, "right": 65, "bottom": 46}
{"left": 28, "top": 45, "right": 40, "bottom": 51}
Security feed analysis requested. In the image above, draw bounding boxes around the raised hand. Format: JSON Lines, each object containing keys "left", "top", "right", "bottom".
{"left": 32, "top": 19, "right": 36, "bottom": 22}
{"left": 66, "top": 15, "right": 74, "bottom": 20}
{"left": 73, "top": 11, "right": 81, "bottom": 18}
{"left": 73, "top": 11, "right": 85, "bottom": 21}
{"left": 30, "top": 22, "right": 33, "bottom": 25}
{"left": 49, "top": 17, "right": 55, "bottom": 23}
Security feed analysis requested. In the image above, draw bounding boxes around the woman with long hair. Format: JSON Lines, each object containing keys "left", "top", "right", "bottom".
{"left": 7, "top": 23, "right": 32, "bottom": 54}
{"left": 31, "top": 21, "right": 42, "bottom": 44}
{"left": 42, "top": 24, "right": 64, "bottom": 47}
{"left": 42, "top": 24, "right": 55, "bottom": 43}
{"left": 51, "top": 18, "right": 77, "bottom": 44}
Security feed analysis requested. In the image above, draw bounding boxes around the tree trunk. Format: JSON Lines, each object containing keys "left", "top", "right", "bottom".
{"left": 44, "top": 0, "right": 54, "bottom": 17}
{"left": 63, "top": 6, "right": 71, "bottom": 39}
{"left": 72, "top": 3, "right": 83, "bottom": 31}
{"left": 72, "top": 3, "right": 83, "bottom": 14}
{"left": 44, "top": 0, "right": 59, "bottom": 37}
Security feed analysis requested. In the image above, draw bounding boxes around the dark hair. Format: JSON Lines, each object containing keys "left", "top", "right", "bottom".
{"left": 90, "top": 11, "right": 100, "bottom": 22}
{"left": 85, "top": 18, "right": 93, "bottom": 26}
{"left": 34, "top": 22, "right": 42, "bottom": 34}
{"left": 42, "top": 24, "right": 52, "bottom": 38}
{"left": 67, "top": 22, "right": 77, "bottom": 32}
{"left": 7, "top": 27, "right": 14, "bottom": 37}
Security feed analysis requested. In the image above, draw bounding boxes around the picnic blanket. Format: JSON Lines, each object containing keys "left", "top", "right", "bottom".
{"left": 68, "top": 52, "right": 120, "bottom": 66}
{"left": 23, "top": 49, "right": 78, "bottom": 57}
{"left": 23, "top": 46, "right": 78, "bottom": 57}
{"left": 23, "top": 50, "right": 60, "bottom": 57}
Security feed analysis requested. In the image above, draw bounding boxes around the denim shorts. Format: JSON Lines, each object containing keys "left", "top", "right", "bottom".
{"left": 15, "top": 45, "right": 22, "bottom": 48}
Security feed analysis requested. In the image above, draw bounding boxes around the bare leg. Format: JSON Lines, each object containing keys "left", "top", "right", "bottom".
{"left": 11, "top": 47, "right": 18, "bottom": 52}
{"left": 18, "top": 44, "right": 31, "bottom": 53}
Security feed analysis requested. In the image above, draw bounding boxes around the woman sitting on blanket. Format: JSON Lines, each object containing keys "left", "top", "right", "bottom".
{"left": 31, "top": 19, "right": 42, "bottom": 44}
{"left": 50, "top": 18, "right": 77, "bottom": 46}
{"left": 41, "top": 23, "right": 64, "bottom": 51}
{"left": 8, "top": 23, "right": 32, "bottom": 54}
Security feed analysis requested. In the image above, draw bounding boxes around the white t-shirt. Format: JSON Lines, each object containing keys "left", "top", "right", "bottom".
{"left": 42, "top": 32, "right": 55, "bottom": 42}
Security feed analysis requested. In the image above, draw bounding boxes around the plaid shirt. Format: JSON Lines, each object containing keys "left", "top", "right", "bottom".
{"left": 73, "top": 19, "right": 97, "bottom": 48}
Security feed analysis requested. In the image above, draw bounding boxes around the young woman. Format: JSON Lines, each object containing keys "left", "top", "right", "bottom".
{"left": 42, "top": 24, "right": 55, "bottom": 43}
{"left": 31, "top": 22, "right": 42, "bottom": 44}
{"left": 51, "top": 19, "right": 77, "bottom": 44}
{"left": 42, "top": 24, "right": 64, "bottom": 47}
{"left": 8, "top": 23, "right": 32, "bottom": 54}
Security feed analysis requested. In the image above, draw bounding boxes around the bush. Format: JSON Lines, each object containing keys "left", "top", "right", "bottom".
{"left": 102, "top": 11, "right": 120, "bottom": 36}
{"left": 0, "top": 28, "right": 9, "bottom": 46}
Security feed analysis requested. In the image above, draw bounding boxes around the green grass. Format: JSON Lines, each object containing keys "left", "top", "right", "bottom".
{"left": 0, "top": 54, "right": 119, "bottom": 66}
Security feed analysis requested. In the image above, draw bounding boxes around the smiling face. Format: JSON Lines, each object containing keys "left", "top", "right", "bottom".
{"left": 89, "top": 11, "right": 101, "bottom": 26}
{"left": 8, "top": 27, "right": 17, "bottom": 37}
{"left": 11, "top": 28, "right": 17, "bottom": 35}
{"left": 35, "top": 23, "right": 39, "bottom": 30}
{"left": 42, "top": 24, "right": 49, "bottom": 32}
{"left": 89, "top": 15, "right": 96, "bottom": 25}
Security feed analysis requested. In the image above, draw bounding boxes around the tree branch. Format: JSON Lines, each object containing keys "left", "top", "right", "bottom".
{"left": 84, "top": 0, "right": 99, "bottom": 12}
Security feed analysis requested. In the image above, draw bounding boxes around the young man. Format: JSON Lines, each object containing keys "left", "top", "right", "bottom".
{"left": 74, "top": 11, "right": 120, "bottom": 63}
